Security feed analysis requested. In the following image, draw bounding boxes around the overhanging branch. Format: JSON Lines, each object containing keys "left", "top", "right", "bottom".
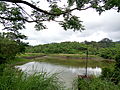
{"left": 0, "top": 0, "right": 59, "bottom": 16}
{"left": 0, "top": 16, "right": 48, "bottom": 23}
{"left": 0, "top": 0, "right": 92, "bottom": 16}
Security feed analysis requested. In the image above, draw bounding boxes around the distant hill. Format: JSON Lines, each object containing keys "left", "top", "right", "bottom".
{"left": 26, "top": 38, "right": 120, "bottom": 60}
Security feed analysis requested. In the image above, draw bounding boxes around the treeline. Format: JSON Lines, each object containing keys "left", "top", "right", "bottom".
{"left": 26, "top": 38, "right": 120, "bottom": 60}
{"left": 26, "top": 42, "right": 88, "bottom": 54}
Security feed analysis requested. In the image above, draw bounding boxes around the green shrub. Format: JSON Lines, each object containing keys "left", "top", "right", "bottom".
{"left": 98, "top": 48, "right": 116, "bottom": 59}
{"left": 0, "top": 66, "right": 64, "bottom": 90}
{"left": 0, "top": 38, "right": 18, "bottom": 61}
{"left": 101, "top": 54, "right": 120, "bottom": 84}
{"left": 77, "top": 78, "right": 120, "bottom": 90}
{"left": 100, "top": 68, "right": 113, "bottom": 81}
{"left": 0, "top": 37, "right": 26, "bottom": 64}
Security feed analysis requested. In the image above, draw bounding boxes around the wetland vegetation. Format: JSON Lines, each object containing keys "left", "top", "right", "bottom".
{"left": 0, "top": 0, "right": 120, "bottom": 89}
{"left": 1, "top": 38, "right": 120, "bottom": 90}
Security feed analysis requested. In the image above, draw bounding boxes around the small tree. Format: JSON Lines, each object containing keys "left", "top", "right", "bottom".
{"left": 0, "top": 38, "right": 18, "bottom": 63}
{"left": 0, "top": 33, "right": 27, "bottom": 64}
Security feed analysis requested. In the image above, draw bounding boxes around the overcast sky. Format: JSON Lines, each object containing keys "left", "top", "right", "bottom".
{"left": 1, "top": 0, "right": 120, "bottom": 45}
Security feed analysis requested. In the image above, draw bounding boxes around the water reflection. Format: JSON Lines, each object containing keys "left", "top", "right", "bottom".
{"left": 16, "top": 62, "right": 102, "bottom": 89}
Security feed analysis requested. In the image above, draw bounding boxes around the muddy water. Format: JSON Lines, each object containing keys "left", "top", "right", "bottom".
{"left": 16, "top": 62, "right": 102, "bottom": 89}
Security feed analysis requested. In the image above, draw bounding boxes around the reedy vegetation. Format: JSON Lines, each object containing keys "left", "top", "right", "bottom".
{"left": 0, "top": 64, "right": 64, "bottom": 90}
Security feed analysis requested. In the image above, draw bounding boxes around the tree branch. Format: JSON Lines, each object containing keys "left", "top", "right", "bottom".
{"left": 0, "top": 0, "right": 92, "bottom": 16}
{"left": 1, "top": 0, "right": 58, "bottom": 16}
{"left": 0, "top": 16, "right": 48, "bottom": 23}
{"left": 15, "top": 3, "right": 35, "bottom": 22}
{"left": 0, "top": 16, "right": 21, "bottom": 21}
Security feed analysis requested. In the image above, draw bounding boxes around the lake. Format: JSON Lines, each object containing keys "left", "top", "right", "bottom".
{"left": 16, "top": 62, "right": 102, "bottom": 89}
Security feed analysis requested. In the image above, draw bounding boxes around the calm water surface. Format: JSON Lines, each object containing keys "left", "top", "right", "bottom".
{"left": 16, "top": 62, "right": 102, "bottom": 89}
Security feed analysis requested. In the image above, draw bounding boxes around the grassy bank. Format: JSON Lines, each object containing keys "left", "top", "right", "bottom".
{"left": 17, "top": 53, "right": 115, "bottom": 68}
{"left": 76, "top": 77, "right": 120, "bottom": 90}
{"left": 0, "top": 53, "right": 119, "bottom": 90}
{"left": 7, "top": 53, "right": 45, "bottom": 66}
{"left": 35, "top": 56, "right": 114, "bottom": 68}
{"left": 0, "top": 64, "right": 64, "bottom": 90}
{"left": 0, "top": 53, "right": 66, "bottom": 90}
{"left": 0, "top": 64, "right": 120, "bottom": 90}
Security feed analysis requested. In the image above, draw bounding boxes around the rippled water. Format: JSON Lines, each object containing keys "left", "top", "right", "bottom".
{"left": 16, "top": 62, "right": 102, "bottom": 89}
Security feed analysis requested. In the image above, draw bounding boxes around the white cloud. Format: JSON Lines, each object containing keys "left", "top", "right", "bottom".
{"left": 20, "top": 8, "right": 120, "bottom": 45}
{"left": 1, "top": 0, "right": 120, "bottom": 45}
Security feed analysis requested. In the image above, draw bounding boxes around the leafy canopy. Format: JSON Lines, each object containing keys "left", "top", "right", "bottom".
{"left": 0, "top": 0, "right": 120, "bottom": 32}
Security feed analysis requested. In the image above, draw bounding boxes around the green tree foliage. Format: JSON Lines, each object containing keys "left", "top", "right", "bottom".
{"left": 0, "top": 33, "right": 28, "bottom": 63}
{"left": 26, "top": 41, "right": 87, "bottom": 54}
{"left": 0, "top": 0, "right": 119, "bottom": 32}
{"left": 98, "top": 48, "right": 117, "bottom": 59}
{"left": 0, "top": 0, "right": 119, "bottom": 62}
{"left": 0, "top": 1, "right": 119, "bottom": 63}
{"left": 0, "top": 37, "right": 19, "bottom": 63}
{"left": 98, "top": 38, "right": 114, "bottom": 48}
{"left": 98, "top": 39, "right": 120, "bottom": 59}
{"left": 82, "top": 38, "right": 118, "bottom": 59}
{"left": 26, "top": 38, "right": 120, "bottom": 61}
{"left": 101, "top": 54, "right": 120, "bottom": 85}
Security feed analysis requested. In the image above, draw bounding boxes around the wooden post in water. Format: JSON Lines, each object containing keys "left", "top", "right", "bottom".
{"left": 78, "top": 48, "right": 89, "bottom": 90}
{"left": 85, "top": 48, "right": 88, "bottom": 77}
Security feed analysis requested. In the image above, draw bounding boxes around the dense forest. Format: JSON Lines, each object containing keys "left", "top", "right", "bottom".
{"left": 26, "top": 38, "right": 120, "bottom": 60}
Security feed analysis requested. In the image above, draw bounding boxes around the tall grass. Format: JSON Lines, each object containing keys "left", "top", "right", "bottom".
{"left": 0, "top": 65, "right": 64, "bottom": 90}
{"left": 76, "top": 77, "right": 120, "bottom": 90}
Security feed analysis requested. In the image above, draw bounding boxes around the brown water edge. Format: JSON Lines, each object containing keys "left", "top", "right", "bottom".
{"left": 20, "top": 54, "right": 114, "bottom": 68}
{"left": 21, "top": 54, "right": 115, "bottom": 62}
{"left": 22, "top": 55, "right": 47, "bottom": 59}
